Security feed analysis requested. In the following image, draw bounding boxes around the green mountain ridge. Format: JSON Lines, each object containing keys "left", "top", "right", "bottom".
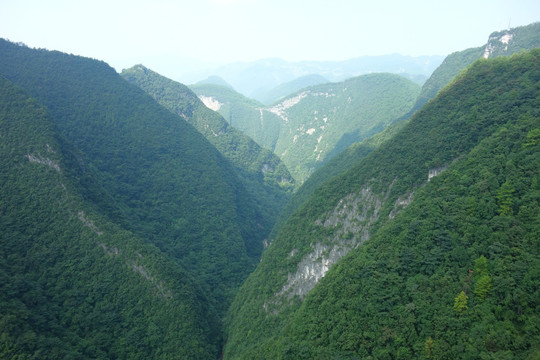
{"left": 190, "top": 82, "right": 284, "bottom": 152}
{"left": 0, "top": 39, "right": 273, "bottom": 358}
{"left": 0, "top": 74, "right": 220, "bottom": 358}
{"left": 414, "top": 22, "right": 540, "bottom": 112}
{"left": 121, "top": 64, "right": 294, "bottom": 232}
{"left": 272, "top": 21, "right": 540, "bottom": 239}
{"left": 251, "top": 74, "right": 329, "bottom": 105}
{"left": 224, "top": 49, "right": 540, "bottom": 359}
{"left": 1, "top": 21, "right": 539, "bottom": 360}
{"left": 193, "top": 73, "right": 420, "bottom": 184}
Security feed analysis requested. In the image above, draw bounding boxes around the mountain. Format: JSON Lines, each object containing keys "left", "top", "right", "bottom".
{"left": 194, "top": 73, "right": 420, "bottom": 184}
{"left": 251, "top": 74, "right": 328, "bottom": 105}
{"left": 224, "top": 49, "right": 540, "bottom": 359}
{"left": 267, "top": 73, "right": 420, "bottom": 183}
{"left": 121, "top": 65, "right": 294, "bottom": 232}
{"left": 275, "top": 21, "right": 540, "bottom": 225}
{"left": 414, "top": 22, "right": 540, "bottom": 111}
{"left": 190, "top": 83, "right": 284, "bottom": 151}
{"left": 0, "top": 39, "right": 269, "bottom": 357}
{"left": 0, "top": 74, "right": 219, "bottom": 358}
{"left": 196, "top": 75, "right": 234, "bottom": 89}
{"left": 270, "top": 121, "right": 406, "bottom": 241}
{"left": 187, "top": 54, "right": 443, "bottom": 98}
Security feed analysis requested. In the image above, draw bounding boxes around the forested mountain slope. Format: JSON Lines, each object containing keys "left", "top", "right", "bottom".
{"left": 121, "top": 65, "right": 294, "bottom": 230}
{"left": 0, "top": 39, "right": 265, "bottom": 332}
{"left": 272, "top": 21, "right": 540, "bottom": 237}
{"left": 0, "top": 75, "right": 220, "bottom": 358}
{"left": 195, "top": 73, "right": 420, "bottom": 184}
{"left": 414, "top": 22, "right": 540, "bottom": 111}
{"left": 268, "top": 73, "right": 419, "bottom": 182}
{"left": 271, "top": 121, "right": 406, "bottom": 241}
{"left": 224, "top": 50, "right": 540, "bottom": 359}
{"left": 190, "top": 82, "right": 284, "bottom": 151}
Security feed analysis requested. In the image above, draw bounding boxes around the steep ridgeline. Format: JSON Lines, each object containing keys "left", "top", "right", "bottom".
{"left": 414, "top": 22, "right": 540, "bottom": 111}
{"left": 0, "top": 75, "right": 219, "bottom": 358}
{"left": 0, "top": 39, "right": 264, "bottom": 333}
{"left": 268, "top": 73, "right": 420, "bottom": 183}
{"left": 121, "top": 65, "right": 294, "bottom": 231}
{"left": 224, "top": 50, "right": 540, "bottom": 359}
{"left": 190, "top": 83, "right": 283, "bottom": 152}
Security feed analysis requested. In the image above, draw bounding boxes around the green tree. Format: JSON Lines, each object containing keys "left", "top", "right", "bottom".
{"left": 474, "top": 255, "right": 488, "bottom": 276}
{"left": 496, "top": 181, "right": 515, "bottom": 215}
{"left": 474, "top": 275, "right": 492, "bottom": 302}
{"left": 453, "top": 291, "right": 468, "bottom": 313}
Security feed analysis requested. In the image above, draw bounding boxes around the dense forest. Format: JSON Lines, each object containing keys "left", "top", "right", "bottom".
{"left": 121, "top": 65, "right": 294, "bottom": 234}
{"left": 0, "top": 38, "right": 275, "bottom": 358}
{"left": 0, "top": 21, "right": 539, "bottom": 360}
{"left": 0, "top": 74, "right": 220, "bottom": 358}
{"left": 223, "top": 49, "right": 540, "bottom": 359}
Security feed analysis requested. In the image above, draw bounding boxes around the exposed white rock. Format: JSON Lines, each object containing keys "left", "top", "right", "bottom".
{"left": 483, "top": 32, "right": 514, "bottom": 59}
{"left": 389, "top": 191, "right": 415, "bottom": 219}
{"left": 129, "top": 260, "right": 173, "bottom": 299}
{"left": 266, "top": 184, "right": 393, "bottom": 313}
{"left": 306, "top": 128, "right": 316, "bottom": 135}
{"left": 266, "top": 92, "right": 308, "bottom": 122}
{"left": 26, "top": 153, "right": 60, "bottom": 172}
{"left": 428, "top": 165, "right": 447, "bottom": 181}
{"left": 500, "top": 33, "right": 513, "bottom": 44}
{"left": 198, "top": 95, "right": 223, "bottom": 111}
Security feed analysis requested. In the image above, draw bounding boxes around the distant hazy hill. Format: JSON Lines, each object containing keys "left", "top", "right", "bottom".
{"left": 224, "top": 48, "right": 540, "bottom": 359}
{"left": 196, "top": 75, "right": 233, "bottom": 88}
{"left": 251, "top": 74, "right": 328, "bottom": 105}
{"left": 193, "top": 54, "right": 443, "bottom": 98}
{"left": 121, "top": 65, "right": 294, "bottom": 229}
{"left": 415, "top": 22, "right": 540, "bottom": 111}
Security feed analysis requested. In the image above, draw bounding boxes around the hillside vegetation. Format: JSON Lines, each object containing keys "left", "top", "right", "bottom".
{"left": 194, "top": 73, "right": 420, "bottom": 184}
{"left": 224, "top": 49, "right": 540, "bottom": 359}
{"left": 414, "top": 22, "right": 540, "bottom": 112}
{"left": 0, "top": 75, "right": 220, "bottom": 358}
{"left": 121, "top": 65, "right": 294, "bottom": 230}
{"left": 0, "top": 39, "right": 271, "bottom": 358}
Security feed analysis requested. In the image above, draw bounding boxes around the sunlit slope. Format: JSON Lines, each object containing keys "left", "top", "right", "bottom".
{"left": 224, "top": 49, "right": 540, "bottom": 359}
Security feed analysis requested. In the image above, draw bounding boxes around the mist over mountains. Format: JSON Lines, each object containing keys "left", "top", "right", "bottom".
{"left": 179, "top": 54, "right": 444, "bottom": 101}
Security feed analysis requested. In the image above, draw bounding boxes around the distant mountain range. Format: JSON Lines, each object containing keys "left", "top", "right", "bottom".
{"left": 183, "top": 54, "right": 444, "bottom": 100}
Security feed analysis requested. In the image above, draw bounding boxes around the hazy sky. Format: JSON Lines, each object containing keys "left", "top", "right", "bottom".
{"left": 1, "top": 0, "right": 539, "bottom": 79}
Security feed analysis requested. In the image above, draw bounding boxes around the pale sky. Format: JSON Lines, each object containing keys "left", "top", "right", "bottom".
{"left": 1, "top": 0, "right": 539, "bottom": 80}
